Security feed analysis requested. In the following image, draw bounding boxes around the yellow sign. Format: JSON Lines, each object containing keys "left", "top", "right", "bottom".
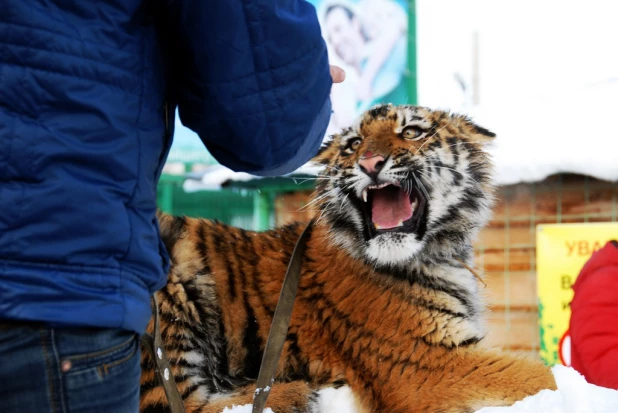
{"left": 536, "top": 222, "right": 618, "bottom": 366}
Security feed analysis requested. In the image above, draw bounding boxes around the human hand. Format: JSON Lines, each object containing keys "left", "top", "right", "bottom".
{"left": 330, "top": 65, "right": 346, "bottom": 83}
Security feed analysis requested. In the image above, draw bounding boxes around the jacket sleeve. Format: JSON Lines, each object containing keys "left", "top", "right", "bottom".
{"left": 166, "top": 0, "right": 332, "bottom": 176}
{"left": 570, "top": 267, "right": 618, "bottom": 389}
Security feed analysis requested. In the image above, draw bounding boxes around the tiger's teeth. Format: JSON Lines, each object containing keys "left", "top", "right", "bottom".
{"left": 397, "top": 220, "right": 404, "bottom": 227}
{"left": 375, "top": 223, "right": 381, "bottom": 229}
{"left": 362, "top": 189, "right": 368, "bottom": 202}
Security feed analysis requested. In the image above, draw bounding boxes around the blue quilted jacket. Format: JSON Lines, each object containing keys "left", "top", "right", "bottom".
{"left": 0, "top": 0, "right": 332, "bottom": 333}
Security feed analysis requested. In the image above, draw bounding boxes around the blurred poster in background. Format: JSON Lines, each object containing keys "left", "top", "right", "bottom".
{"left": 166, "top": 0, "right": 411, "bottom": 174}
{"left": 536, "top": 223, "right": 618, "bottom": 366}
{"left": 309, "top": 0, "right": 409, "bottom": 137}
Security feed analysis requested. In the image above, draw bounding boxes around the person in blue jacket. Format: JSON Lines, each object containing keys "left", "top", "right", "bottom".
{"left": 0, "top": 1, "right": 344, "bottom": 412}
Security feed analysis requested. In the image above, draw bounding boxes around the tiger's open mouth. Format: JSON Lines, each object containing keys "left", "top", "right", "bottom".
{"left": 360, "top": 180, "right": 428, "bottom": 238}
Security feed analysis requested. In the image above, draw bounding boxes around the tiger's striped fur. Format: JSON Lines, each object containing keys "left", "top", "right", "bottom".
{"left": 140, "top": 105, "right": 556, "bottom": 413}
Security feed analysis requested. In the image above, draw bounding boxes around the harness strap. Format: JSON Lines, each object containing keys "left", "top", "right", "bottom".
{"left": 142, "top": 220, "right": 313, "bottom": 413}
{"left": 252, "top": 221, "right": 314, "bottom": 413}
{"left": 141, "top": 294, "right": 187, "bottom": 413}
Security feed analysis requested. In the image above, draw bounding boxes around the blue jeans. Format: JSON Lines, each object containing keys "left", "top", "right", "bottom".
{"left": 0, "top": 323, "right": 141, "bottom": 413}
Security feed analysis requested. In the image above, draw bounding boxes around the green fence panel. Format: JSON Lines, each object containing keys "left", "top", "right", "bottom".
{"left": 157, "top": 176, "right": 255, "bottom": 230}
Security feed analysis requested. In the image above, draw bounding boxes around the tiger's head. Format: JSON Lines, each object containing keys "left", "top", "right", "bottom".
{"left": 312, "top": 104, "right": 495, "bottom": 268}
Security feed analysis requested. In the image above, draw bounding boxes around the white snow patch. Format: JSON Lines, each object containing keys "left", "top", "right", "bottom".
{"left": 467, "top": 81, "right": 618, "bottom": 186}
{"left": 475, "top": 365, "right": 618, "bottom": 413}
{"left": 217, "top": 386, "right": 357, "bottom": 413}
{"left": 220, "top": 405, "right": 273, "bottom": 413}
{"left": 316, "top": 386, "right": 359, "bottom": 413}
{"left": 182, "top": 164, "right": 324, "bottom": 192}
{"left": 215, "top": 367, "right": 618, "bottom": 413}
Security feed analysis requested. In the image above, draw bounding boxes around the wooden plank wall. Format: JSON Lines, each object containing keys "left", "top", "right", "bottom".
{"left": 476, "top": 174, "right": 617, "bottom": 359}
{"left": 274, "top": 174, "right": 618, "bottom": 360}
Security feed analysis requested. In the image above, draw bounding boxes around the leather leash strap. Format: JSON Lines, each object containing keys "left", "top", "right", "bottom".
{"left": 141, "top": 294, "right": 187, "bottom": 413}
{"left": 252, "top": 221, "right": 313, "bottom": 413}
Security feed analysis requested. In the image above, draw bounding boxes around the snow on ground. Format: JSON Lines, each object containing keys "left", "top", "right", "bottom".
{"left": 220, "top": 366, "right": 618, "bottom": 413}
{"left": 221, "top": 406, "right": 273, "bottom": 413}
{"left": 314, "top": 386, "right": 360, "bottom": 413}
{"left": 219, "top": 386, "right": 358, "bottom": 413}
{"left": 476, "top": 365, "right": 618, "bottom": 413}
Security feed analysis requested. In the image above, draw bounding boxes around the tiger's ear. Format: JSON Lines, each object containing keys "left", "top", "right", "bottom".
{"left": 463, "top": 117, "right": 496, "bottom": 143}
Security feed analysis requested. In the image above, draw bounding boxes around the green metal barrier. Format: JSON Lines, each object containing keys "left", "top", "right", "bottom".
{"left": 156, "top": 175, "right": 255, "bottom": 230}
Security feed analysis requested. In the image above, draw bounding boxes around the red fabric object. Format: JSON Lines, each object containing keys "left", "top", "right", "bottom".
{"left": 569, "top": 240, "right": 618, "bottom": 389}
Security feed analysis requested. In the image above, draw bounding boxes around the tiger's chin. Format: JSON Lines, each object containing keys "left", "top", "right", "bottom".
{"left": 365, "top": 233, "right": 425, "bottom": 265}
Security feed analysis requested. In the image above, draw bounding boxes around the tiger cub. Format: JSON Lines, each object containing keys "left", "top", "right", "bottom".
{"left": 140, "top": 104, "right": 556, "bottom": 413}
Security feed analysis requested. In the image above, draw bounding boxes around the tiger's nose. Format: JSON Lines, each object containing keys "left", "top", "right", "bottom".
{"left": 358, "top": 152, "right": 385, "bottom": 175}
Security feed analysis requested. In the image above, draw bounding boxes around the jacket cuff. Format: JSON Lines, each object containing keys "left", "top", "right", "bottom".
{"left": 249, "top": 97, "right": 332, "bottom": 177}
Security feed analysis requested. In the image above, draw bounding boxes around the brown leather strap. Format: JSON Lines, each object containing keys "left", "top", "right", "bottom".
{"left": 252, "top": 221, "right": 313, "bottom": 413}
{"left": 141, "top": 294, "right": 187, "bottom": 413}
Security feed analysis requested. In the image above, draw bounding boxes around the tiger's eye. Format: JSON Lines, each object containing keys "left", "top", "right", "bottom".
{"left": 343, "top": 137, "right": 362, "bottom": 155}
{"left": 402, "top": 127, "right": 423, "bottom": 140}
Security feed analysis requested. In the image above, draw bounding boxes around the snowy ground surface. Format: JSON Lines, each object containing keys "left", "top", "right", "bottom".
{"left": 220, "top": 386, "right": 359, "bottom": 413}
{"left": 221, "top": 406, "right": 273, "bottom": 413}
{"left": 477, "top": 365, "right": 618, "bottom": 413}
{"left": 220, "top": 366, "right": 618, "bottom": 413}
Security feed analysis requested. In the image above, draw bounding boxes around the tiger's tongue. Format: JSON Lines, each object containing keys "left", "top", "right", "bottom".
{"left": 371, "top": 187, "right": 413, "bottom": 229}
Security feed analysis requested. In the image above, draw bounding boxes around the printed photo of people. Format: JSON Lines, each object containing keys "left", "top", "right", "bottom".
{"left": 310, "top": 0, "right": 409, "bottom": 137}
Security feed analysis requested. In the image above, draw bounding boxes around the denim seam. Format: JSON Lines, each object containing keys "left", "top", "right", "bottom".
{"left": 50, "top": 329, "right": 68, "bottom": 413}
{"left": 62, "top": 334, "right": 135, "bottom": 361}
{"left": 99, "top": 338, "right": 138, "bottom": 378}
{"left": 40, "top": 329, "right": 59, "bottom": 413}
